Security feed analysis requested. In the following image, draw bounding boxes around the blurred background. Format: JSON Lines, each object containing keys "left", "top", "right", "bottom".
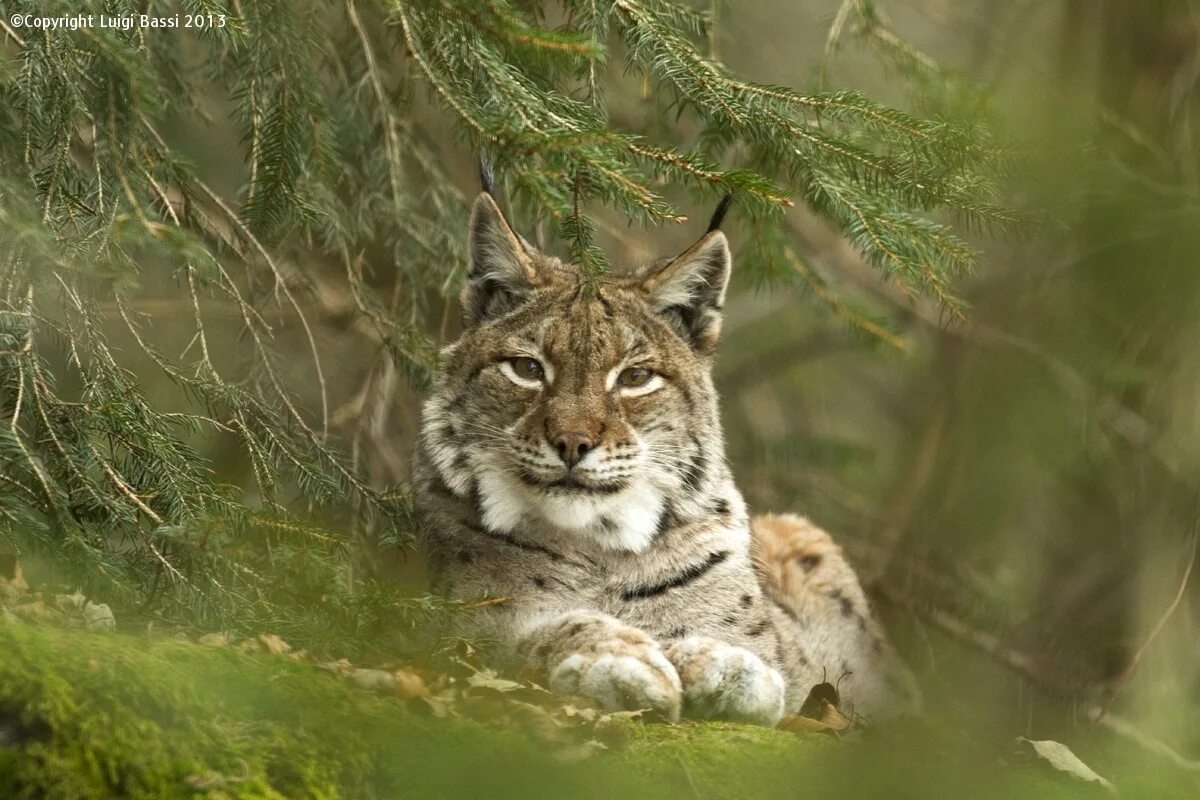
{"left": 3, "top": 0, "right": 1200, "bottom": 782}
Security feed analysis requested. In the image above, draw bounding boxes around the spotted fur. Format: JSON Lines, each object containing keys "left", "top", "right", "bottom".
{"left": 414, "top": 193, "right": 918, "bottom": 724}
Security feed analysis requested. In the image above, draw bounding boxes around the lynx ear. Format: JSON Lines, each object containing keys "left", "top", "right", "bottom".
{"left": 463, "top": 193, "right": 539, "bottom": 326}
{"left": 642, "top": 231, "right": 732, "bottom": 354}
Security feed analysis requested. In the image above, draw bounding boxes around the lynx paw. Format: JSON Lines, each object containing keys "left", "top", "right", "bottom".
{"left": 548, "top": 632, "right": 682, "bottom": 721}
{"left": 665, "top": 636, "right": 785, "bottom": 726}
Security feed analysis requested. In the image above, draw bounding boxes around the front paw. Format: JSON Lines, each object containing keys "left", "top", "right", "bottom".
{"left": 665, "top": 636, "right": 785, "bottom": 726}
{"left": 548, "top": 629, "right": 682, "bottom": 722}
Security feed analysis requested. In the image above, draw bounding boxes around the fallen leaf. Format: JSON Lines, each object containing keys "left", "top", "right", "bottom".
{"left": 560, "top": 704, "right": 601, "bottom": 724}
{"left": 82, "top": 601, "right": 114, "bottom": 632}
{"left": 799, "top": 682, "right": 840, "bottom": 719}
{"left": 393, "top": 669, "right": 428, "bottom": 699}
{"left": 790, "top": 681, "right": 855, "bottom": 734}
{"left": 465, "top": 670, "right": 525, "bottom": 693}
{"left": 592, "top": 711, "right": 644, "bottom": 749}
{"left": 506, "top": 701, "right": 573, "bottom": 743}
{"left": 779, "top": 714, "right": 840, "bottom": 735}
{"left": 348, "top": 668, "right": 397, "bottom": 693}
{"left": 1016, "top": 737, "right": 1116, "bottom": 793}
{"left": 10, "top": 600, "right": 58, "bottom": 624}
{"left": 53, "top": 592, "right": 86, "bottom": 613}
{"left": 0, "top": 555, "right": 28, "bottom": 603}
{"left": 517, "top": 665, "right": 548, "bottom": 685}
{"left": 438, "top": 639, "right": 483, "bottom": 676}
{"left": 409, "top": 695, "right": 453, "bottom": 718}
{"left": 551, "top": 740, "right": 607, "bottom": 763}
{"left": 258, "top": 633, "right": 291, "bottom": 655}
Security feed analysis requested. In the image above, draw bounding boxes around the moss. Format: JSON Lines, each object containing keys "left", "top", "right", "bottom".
{"left": 0, "top": 623, "right": 1193, "bottom": 799}
{"left": 0, "top": 624, "right": 640, "bottom": 799}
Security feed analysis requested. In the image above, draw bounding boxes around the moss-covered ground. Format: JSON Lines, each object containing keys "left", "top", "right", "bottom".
{"left": 0, "top": 622, "right": 1193, "bottom": 799}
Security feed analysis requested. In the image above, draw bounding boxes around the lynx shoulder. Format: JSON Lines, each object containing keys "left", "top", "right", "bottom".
{"left": 413, "top": 189, "right": 918, "bottom": 724}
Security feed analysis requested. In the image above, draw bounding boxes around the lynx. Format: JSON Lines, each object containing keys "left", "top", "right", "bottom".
{"left": 414, "top": 187, "right": 918, "bottom": 725}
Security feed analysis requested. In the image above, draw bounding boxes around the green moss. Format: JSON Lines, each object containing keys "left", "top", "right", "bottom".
{"left": 0, "top": 624, "right": 640, "bottom": 799}
{"left": 0, "top": 623, "right": 1194, "bottom": 799}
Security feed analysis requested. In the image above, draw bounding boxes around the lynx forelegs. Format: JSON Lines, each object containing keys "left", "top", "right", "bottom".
{"left": 521, "top": 611, "right": 683, "bottom": 720}
{"left": 517, "top": 611, "right": 788, "bottom": 725}
{"left": 664, "top": 636, "right": 785, "bottom": 726}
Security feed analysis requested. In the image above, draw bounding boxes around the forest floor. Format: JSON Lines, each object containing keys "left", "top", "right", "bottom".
{"left": 2, "top": 617, "right": 1195, "bottom": 799}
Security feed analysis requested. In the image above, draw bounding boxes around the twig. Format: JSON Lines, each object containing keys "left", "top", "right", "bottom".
{"left": 864, "top": 402, "right": 947, "bottom": 583}
{"left": 875, "top": 584, "right": 1073, "bottom": 696}
{"left": 1094, "top": 517, "right": 1199, "bottom": 722}
{"left": 0, "top": 18, "right": 26, "bottom": 47}
{"left": 784, "top": 247, "right": 908, "bottom": 352}
{"left": 457, "top": 596, "right": 512, "bottom": 611}
{"left": 139, "top": 118, "right": 330, "bottom": 438}
{"left": 1094, "top": 712, "right": 1200, "bottom": 774}
{"left": 346, "top": 0, "right": 404, "bottom": 208}
{"left": 675, "top": 755, "right": 703, "bottom": 800}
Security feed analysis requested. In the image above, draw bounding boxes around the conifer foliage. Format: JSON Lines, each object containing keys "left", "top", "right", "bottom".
{"left": 0, "top": 0, "right": 1022, "bottom": 643}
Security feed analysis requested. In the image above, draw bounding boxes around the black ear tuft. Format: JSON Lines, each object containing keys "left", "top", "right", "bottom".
{"left": 641, "top": 231, "right": 732, "bottom": 354}
{"left": 479, "top": 153, "right": 496, "bottom": 198}
{"left": 707, "top": 194, "right": 733, "bottom": 233}
{"left": 462, "top": 193, "right": 537, "bottom": 326}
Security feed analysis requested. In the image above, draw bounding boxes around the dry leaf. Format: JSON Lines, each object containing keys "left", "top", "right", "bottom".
{"left": 258, "top": 634, "right": 291, "bottom": 655}
{"left": 815, "top": 701, "right": 853, "bottom": 731}
{"left": 592, "top": 710, "right": 643, "bottom": 749}
{"left": 464, "top": 670, "right": 558, "bottom": 708}
{"left": 393, "top": 669, "right": 428, "bottom": 700}
{"left": 779, "top": 714, "right": 840, "bottom": 735}
{"left": 198, "top": 633, "right": 228, "bottom": 648}
{"left": 560, "top": 704, "right": 601, "bottom": 724}
{"left": 788, "top": 681, "right": 855, "bottom": 734}
{"left": 552, "top": 740, "right": 607, "bottom": 763}
{"left": 409, "top": 694, "right": 454, "bottom": 718}
{"left": 316, "top": 658, "right": 353, "bottom": 675}
{"left": 0, "top": 555, "right": 28, "bottom": 603}
{"left": 799, "top": 682, "right": 840, "bottom": 719}
{"left": 506, "top": 701, "right": 573, "bottom": 743}
{"left": 465, "top": 670, "right": 526, "bottom": 693}
{"left": 53, "top": 592, "right": 86, "bottom": 613}
{"left": 348, "top": 668, "right": 398, "bottom": 693}
{"left": 517, "top": 665, "right": 548, "bottom": 685}
{"left": 82, "top": 601, "right": 115, "bottom": 632}
{"left": 1016, "top": 737, "right": 1116, "bottom": 793}
{"left": 11, "top": 600, "right": 58, "bottom": 624}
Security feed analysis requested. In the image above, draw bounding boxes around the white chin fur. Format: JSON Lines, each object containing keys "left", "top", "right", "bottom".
{"left": 475, "top": 461, "right": 664, "bottom": 552}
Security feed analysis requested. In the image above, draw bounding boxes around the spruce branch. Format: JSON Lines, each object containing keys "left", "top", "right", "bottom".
{"left": 0, "top": 0, "right": 1028, "bottom": 648}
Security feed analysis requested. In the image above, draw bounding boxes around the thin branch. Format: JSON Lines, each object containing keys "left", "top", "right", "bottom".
{"left": 140, "top": 119, "right": 330, "bottom": 437}
{"left": 1095, "top": 517, "right": 1199, "bottom": 722}
{"left": 875, "top": 583, "right": 1073, "bottom": 696}
{"left": 347, "top": 0, "right": 405, "bottom": 208}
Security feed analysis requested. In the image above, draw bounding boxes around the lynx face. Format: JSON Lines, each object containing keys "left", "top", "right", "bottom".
{"left": 421, "top": 193, "right": 732, "bottom": 551}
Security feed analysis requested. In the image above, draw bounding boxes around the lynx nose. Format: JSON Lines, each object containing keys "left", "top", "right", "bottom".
{"left": 551, "top": 431, "right": 593, "bottom": 469}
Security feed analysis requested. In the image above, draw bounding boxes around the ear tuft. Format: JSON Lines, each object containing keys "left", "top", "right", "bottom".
{"left": 642, "top": 231, "right": 732, "bottom": 354}
{"left": 463, "top": 193, "right": 537, "bottom": 325}
{"left": 479, "top": 153, "right": 496, "bottom": 197}
{"left": 707, "top": 194, "right": 734, "bottom": 233}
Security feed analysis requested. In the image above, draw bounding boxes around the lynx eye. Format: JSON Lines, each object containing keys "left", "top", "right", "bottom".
{"left": 503, "top": 356, "right": 546, "bottom": 385}
{"left": 617, "top": 366, "right": 653, "bottom": 388}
